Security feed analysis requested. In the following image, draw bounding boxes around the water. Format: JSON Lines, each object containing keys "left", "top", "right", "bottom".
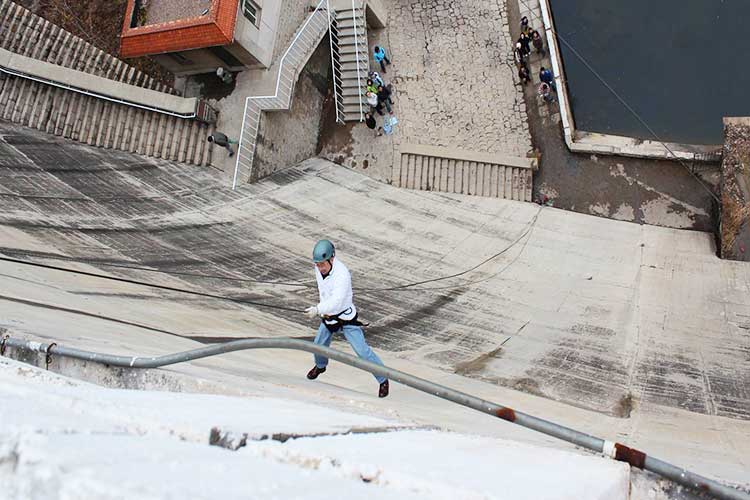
{"left": 549, "top": 0, "right": 750, "bottom": 145}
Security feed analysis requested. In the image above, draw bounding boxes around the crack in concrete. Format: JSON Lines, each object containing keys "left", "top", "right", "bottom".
{"left": 209, "top": 425, "right": 435, "bottom": 451}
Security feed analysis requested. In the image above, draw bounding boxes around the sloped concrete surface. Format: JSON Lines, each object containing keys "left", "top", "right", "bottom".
{"left": 0, "top": 122, "right": 749, "bottom": 488}
{"left": 0, "top": 357, "right": 632, "bottom": 500}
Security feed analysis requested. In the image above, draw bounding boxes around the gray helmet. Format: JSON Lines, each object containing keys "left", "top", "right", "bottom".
{"left": 312, "top": 239, "right": 335, "bottom": 262}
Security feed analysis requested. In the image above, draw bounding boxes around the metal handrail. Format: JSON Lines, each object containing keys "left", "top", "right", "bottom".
{"left": 327, "top": 2, "right": 345, "bottom": 124}
{"left": 2, "top": 334, "right": 748, "bottom": 500}
{"left": 232, "top": 0, "right": 331, "bottom": 189}
{"left": 0, "top": 64, "right": 208, "bottom": 121}
{"left": 352, "top": 0, "right": 364, "bottom": 121}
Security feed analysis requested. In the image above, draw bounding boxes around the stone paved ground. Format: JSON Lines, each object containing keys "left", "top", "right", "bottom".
{"left": 320, "top": 0, "right": 533, "bottom": 182}
{"left": 385, "top": 0, "right": 532, "bottom": 156}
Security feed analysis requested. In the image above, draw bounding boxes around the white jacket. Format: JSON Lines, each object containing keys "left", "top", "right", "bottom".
{"left": 314, "top": 258, "right": 357, "bottom": 320}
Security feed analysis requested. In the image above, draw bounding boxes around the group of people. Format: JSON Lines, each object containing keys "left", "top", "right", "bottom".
{"left": 363, "top": 46, "right": 398, "bottom": 136}
{"left": 514, "top": 16, "right": 557, "bottom": 104}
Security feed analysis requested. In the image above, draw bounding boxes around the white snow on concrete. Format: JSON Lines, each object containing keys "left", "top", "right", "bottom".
{"left": 0, "top": 357, "right": 630, "bottom": 499}
{"left": 247, "top": 431, "right": 630, "bottom": 500}
{"left": 0, "top": 357, "right": 396, "bottom": 442}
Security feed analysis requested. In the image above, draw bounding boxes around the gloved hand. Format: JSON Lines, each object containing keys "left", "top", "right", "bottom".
{"left": 304, "top": 306, "right": 319, "bottom": 318}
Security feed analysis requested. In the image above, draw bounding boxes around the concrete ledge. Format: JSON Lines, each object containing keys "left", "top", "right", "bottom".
{"left": 538, "top": 0, "right": 575, "bottom": 149}
{"left": 0, "top": 48, "right": 198, "bottom": 116}
{"left": 724, "top": 117, "right": 750, "bottom": 127}
{"left": 573, "top": 131, "right": 722, "bottom": 162}
{"left": 365, "top": 0, "right": 387, "bottom": 29}
{"left": 399, "top": 143, "right": 537, "bottom": 169}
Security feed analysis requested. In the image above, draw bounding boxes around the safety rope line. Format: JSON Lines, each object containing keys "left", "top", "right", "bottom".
{"left": 0, "top": 256, "right": 304, "bottom": 314}
{"left": 0, "top": 207, "right": 543, "bottom": 298}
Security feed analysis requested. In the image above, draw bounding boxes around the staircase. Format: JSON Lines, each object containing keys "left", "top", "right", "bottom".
{"left": 0, "top": 0, "right": 215, "bottom": 166}
{"left": 393, "top": 145, "right": 536, "bottom": 202}
{"left": 333, "top": 3, "right": 369, "bottom": 122}
{"left": 233, "top": 0, "right": 331, "bottom": 187}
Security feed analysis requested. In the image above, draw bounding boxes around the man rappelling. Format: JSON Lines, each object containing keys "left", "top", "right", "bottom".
{"left": 304, "top": 239, "right": 389, "bottom": 398}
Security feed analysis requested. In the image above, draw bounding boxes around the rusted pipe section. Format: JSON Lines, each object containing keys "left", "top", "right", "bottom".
{"left": 3, "top": 335, "right": 747, "bottom": 500}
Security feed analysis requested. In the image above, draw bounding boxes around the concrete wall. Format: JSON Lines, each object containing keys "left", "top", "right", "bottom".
{"left": 153, "top": 0, "right": 303, "bottom": 75}
{"left": 0, "top": 48, "right": 198, "bottom": 114}
{"left": 251, "top": 40, "right": 330, "bottom": 181}
{"left": 233, "top": 0, "right": 283, "bottom": 69}
{"left": 271, "top": 0, "right": 310, "bottom": 61}
{"left": 720, "top": 117, "right": 750, "bottom": 261}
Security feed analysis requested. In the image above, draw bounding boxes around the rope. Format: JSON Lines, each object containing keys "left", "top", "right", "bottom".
{"left": 0, "top": 256, "right": 304, "bottom": 314}
{"left": 0, "top": 208, "right": 542, "bottom": 299}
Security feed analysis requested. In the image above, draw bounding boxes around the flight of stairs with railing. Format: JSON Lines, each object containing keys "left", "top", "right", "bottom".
{"left": 0, "top": 0, "right": 215, "bottom": 166}
{"left": 233, "top": 0, "right": 331, "bottom": 187}
{"left": 333, "top": 4, "right": 369, "bottom": 122}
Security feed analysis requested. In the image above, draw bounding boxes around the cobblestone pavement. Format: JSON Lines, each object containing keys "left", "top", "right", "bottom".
{"left": 385, "top": 0, "right": 532, "bottom": 157}
{"left": 320, "top": 0, "right": 534, "bottom": 183}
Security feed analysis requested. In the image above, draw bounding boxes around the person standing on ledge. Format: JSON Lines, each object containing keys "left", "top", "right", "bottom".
{"left": 304, "top": 239, "right": 389, "bottom": 398}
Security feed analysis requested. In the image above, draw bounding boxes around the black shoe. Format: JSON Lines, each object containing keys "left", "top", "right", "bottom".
{"left": 307, "top": 365, "right": 326, "bottom": 380}
{"left": 379, "top": 380, "right": 389, "bottom": 398}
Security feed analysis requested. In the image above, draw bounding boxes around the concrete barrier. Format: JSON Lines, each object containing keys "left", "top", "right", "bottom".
{"left": 0, "top": 47, "right": 202, "bottom": 118}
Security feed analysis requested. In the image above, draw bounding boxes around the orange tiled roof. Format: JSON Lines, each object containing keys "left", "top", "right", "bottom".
{"left": 120, "top": 0, "right": 238, "bottom": 58}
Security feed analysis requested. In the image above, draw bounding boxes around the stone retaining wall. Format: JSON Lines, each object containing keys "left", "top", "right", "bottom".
{"left": 720, "top": 117, "right": 750, "bottom": 261}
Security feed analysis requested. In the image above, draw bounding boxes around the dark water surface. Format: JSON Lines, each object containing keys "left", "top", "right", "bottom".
{"left": 550, "top": 0, "right": 750, "bottom": 145}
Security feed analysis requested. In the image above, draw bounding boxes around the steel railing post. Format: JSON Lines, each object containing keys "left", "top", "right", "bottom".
{"left": 352, "top": 0, "right": 364, "bottom": 121}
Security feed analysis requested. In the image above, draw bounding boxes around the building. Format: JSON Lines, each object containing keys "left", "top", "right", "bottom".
{"left": 119, "top": 0, "right": 289, "bottom": 76}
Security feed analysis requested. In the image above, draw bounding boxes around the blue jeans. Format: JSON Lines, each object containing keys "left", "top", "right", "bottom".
{"left": 313, "top": 322, "right": 386, "bottom": 384}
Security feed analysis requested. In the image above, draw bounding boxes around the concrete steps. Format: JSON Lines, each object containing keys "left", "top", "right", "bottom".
{"left": 0, "top": 0, "right": 214, "bottom": 166}
{"left": 393, "top": 151, "right": 534, "bottom": 202}
{"left": 333, "top": 7, "right": 368, "bottom": 122}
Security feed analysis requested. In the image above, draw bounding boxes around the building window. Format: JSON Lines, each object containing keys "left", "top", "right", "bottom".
{"left": 242, "top": 0, "right": 261, "bottom": 27}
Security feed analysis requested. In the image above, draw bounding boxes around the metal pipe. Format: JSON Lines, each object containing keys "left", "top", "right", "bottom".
{"left": 0, "top": 65, "right": 200, "bottom": 120}
{"left": 2, "top": 335, "right": 746, "bottom": 500}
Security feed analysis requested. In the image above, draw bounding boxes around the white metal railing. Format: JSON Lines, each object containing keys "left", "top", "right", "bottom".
{"left": 351, "top": 0, "right": 364, "bottom": 122}
{"left": 232, "top": 0, "right": 331, "bottom": 189}
{"left": 0, "top": 64, "right": 216, "bottom": 122}
{"left": 327, "top": 7, "right": 345, "bottom": 124}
